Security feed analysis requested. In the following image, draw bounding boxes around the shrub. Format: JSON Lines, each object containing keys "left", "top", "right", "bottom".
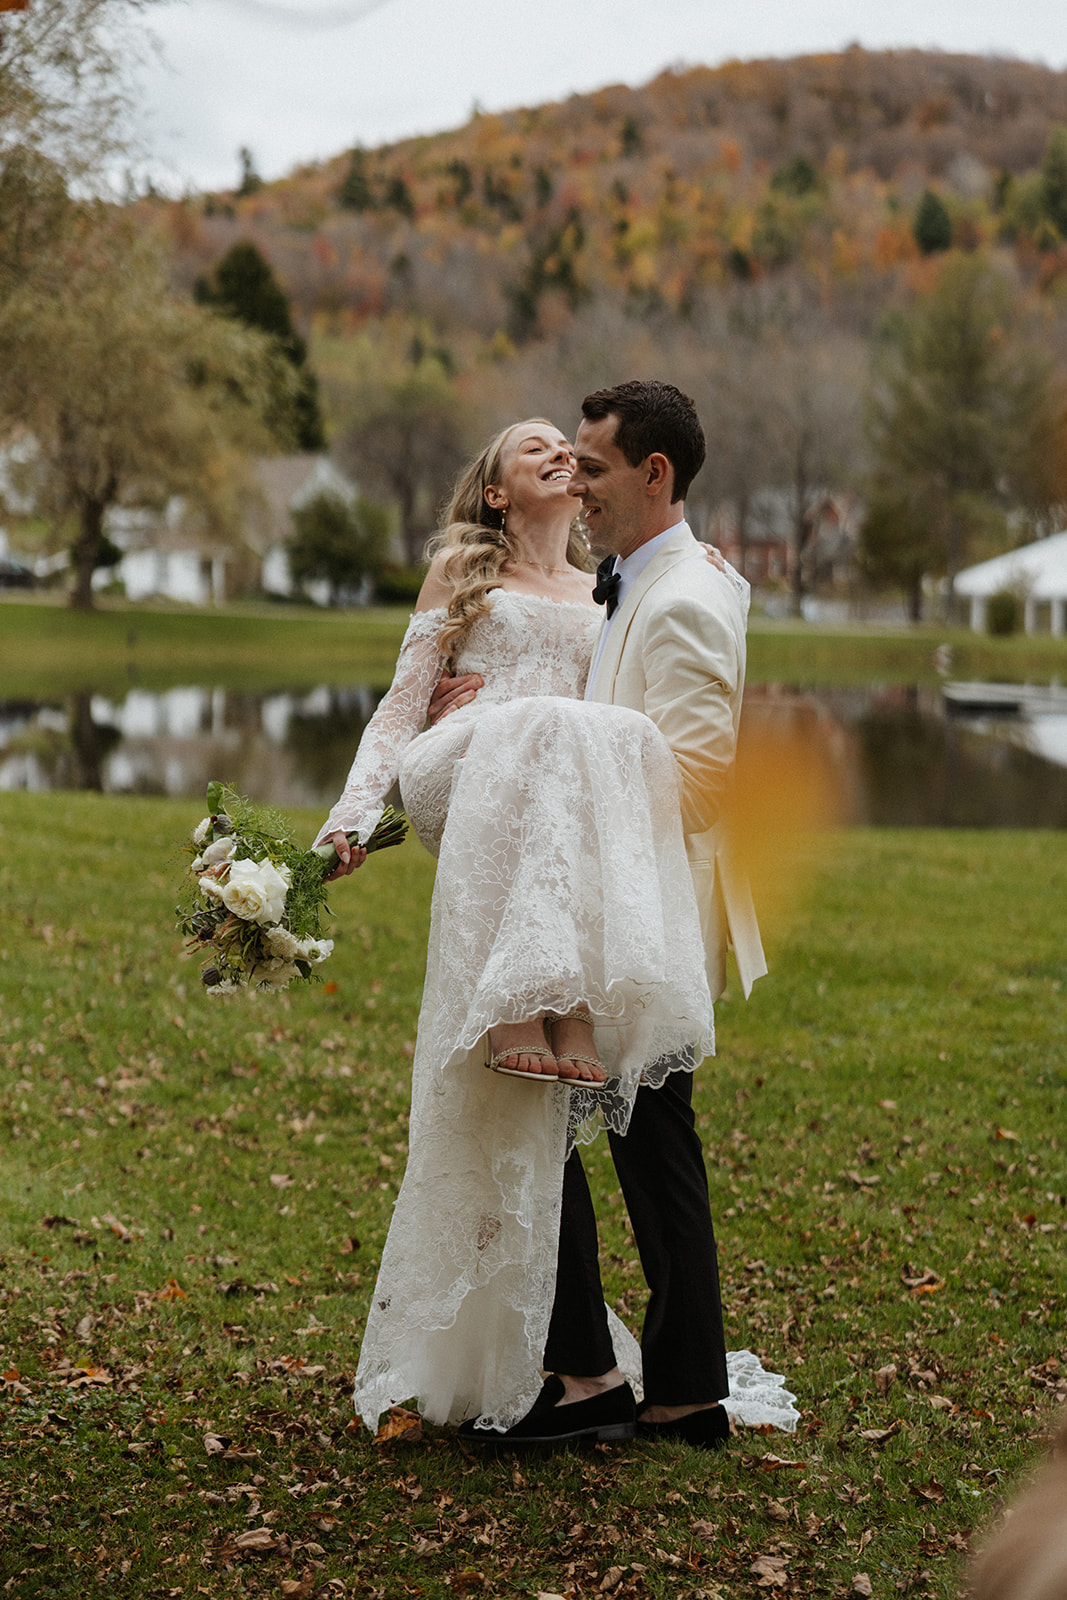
{"left": 986, "top": 589, "right": 1021, "bottom": 634}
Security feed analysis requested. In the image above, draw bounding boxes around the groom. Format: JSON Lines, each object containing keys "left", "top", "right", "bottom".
{"left": 441, "top": 380, "right": 765, "bottom": 1448}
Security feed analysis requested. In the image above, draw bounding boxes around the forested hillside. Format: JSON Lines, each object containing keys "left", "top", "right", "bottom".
{"left": 141, "top": 50, "right": 1067, "bottom": 610}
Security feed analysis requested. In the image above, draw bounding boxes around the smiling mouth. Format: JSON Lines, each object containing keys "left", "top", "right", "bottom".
{"left": 543, "top": 469, "right": 573, "bottom": 482}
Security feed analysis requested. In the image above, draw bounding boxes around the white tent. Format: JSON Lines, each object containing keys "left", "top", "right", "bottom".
{"left": 954, "top": 531, "right": 1067, "bottom": 634}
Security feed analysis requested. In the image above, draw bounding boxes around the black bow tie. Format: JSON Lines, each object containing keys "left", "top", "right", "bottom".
{"left": 592, "top": 555, "right": 621, "bottom": 618}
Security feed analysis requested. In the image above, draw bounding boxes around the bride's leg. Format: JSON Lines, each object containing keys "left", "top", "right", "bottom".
{"left": 549, "top": 1012, "right": 607, "bottom": 1085}
{"left": 487, "top": 1014, "right": 558, "bottom": 1079}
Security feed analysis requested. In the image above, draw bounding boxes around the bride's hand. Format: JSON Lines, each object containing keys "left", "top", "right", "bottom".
{"left": 428, "top": 671, "right": 484, "bottom": 726}
{"left": 699, "top": 542, "right": 727, "bottom": 573}
{"left": 322, "top": 831, "right": 367, "bottom": 882}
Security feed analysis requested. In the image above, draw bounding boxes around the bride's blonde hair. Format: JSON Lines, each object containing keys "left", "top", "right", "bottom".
{"left": 427, "top": 418, "right": 594, "bottom": 669}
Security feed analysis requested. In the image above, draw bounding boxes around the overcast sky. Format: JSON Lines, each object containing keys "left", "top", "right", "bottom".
{"left": 132, "top": 0, "right": 1067, "bottom": 193}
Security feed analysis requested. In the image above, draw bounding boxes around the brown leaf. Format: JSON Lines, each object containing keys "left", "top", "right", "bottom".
{"left": 599, "top": 1568, "right": 626, "bottom": 1593}
{"left": 995, "top": 1127, "right": 1019, "bottom": 1141}
{"left": 852, "top": 1575, "right": 873, "bottom": 1596}
{"left": 40, "top": 1214, "right": 78, "bottom": 1230}
{"left": 339, "top": 1236, "right": 360, "bottom": 1255}
{"left": 846, "top": 1170, "right": 880, "bottom": 1188}
{"left": 856, "top": 1422, "right": 901, "bottom": 1446}
{"left": 449, "top": 1572, "right": 485, "bottom": 1595}
{"left": 857, "top": 1529, "right": 874, "bottom": 1553}
{"left": 203, "top": 1433, "right": 229, "bottom": 1455}
{"left": 269, "top": 1174, "right": 295, "bottom": 1189}
{"left": 233, "top": 1527, "right": 276, "bottom": 1552}
{"left": 280, "top": 1579, "right": 316, "bottom": 1599}
{"left": 692, "top": 1520, "right": 716, "bottom": 1540}
{"left": 910, "top": 1478, "right": 946, "bottom": 1502}
{"left": 374, "top": 1406, "right": 424, "bottom": 1444}
{"left": 900, "top": 1265, "right": 942, "bottom": 1290}
{"left": 767, "top": 1499, "right": 791, "bottom": 1522}
{"left": 759, "top": 1453, "right": 807, "bottom": 1471}
{"left": 157, "top": 1279, "right": 187, "bottom": 1302}
{"left": 750, "top": 1553, "right": 789, "bottom": 1587}
{"left": 874, "top": 1363, "right": 897, "bottom": 1395}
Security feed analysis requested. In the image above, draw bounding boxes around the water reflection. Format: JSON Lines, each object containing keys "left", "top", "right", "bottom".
{"left": 3, "top": 681, "right": 1067, "bottom": 828}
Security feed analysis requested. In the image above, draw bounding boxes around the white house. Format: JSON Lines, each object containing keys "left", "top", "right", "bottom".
{"left": 954, "top": 531, "right": 1067, "bottom": 635}
{"left": 101, "top": 455, "right": 359, "bottom": 606}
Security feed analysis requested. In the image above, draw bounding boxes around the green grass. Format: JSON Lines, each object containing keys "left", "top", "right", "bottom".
{"left": 6, "top": 597, "right": 1067, "bottom": 696}
{"left": 1, "top": 795, "right": 1065, "bottom": 1598}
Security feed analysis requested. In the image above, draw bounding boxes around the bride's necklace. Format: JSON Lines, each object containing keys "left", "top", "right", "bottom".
{"left": 513, "top": 557, "right": 573, "bottom": 577}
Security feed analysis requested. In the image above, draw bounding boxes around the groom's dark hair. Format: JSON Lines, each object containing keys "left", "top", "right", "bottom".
{"left": 581, "top": 379, "right": 705, "bottom": 502}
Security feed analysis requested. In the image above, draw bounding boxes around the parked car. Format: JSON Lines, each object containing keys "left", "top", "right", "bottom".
{"left": 0, "top": 558, "right": 34, "bottom": 589}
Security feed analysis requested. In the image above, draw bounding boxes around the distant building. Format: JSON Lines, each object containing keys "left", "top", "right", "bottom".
{"left": 711, "top": 488, "right": 862, "bottom": 592}
{"left": 954, "top": 531, "right": 1067, "bottom": 635}
{"left": 102, "top": 455, "right": 360, "bottom": 606}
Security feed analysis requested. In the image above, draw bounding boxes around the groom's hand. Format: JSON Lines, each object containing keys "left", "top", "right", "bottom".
{"left": 427, "top": 672, "right": 483, "bottom": 725}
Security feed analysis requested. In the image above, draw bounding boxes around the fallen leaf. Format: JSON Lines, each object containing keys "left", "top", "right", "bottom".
{"left": 856, "top": 1422, "right": 901, "bottom": 1446}
{"left": 40, "top": 1214, "right": 78, "bottom": 1230}
{"left": 374, "top": 1406, "right": 424, "bottom": 1444}
{"left": 910, "top": 1478, "right": 946, "bottom": 1502}
{"left": 995, "top": 1127, "right": 1019, "bottom": 1142}
{"left": 233, "top": 1527, "right": 276, "bottom": 1552}
{"left": 758, "top": 1453, "right": 807, "bottom": 1471}
{"left": 692, "top": 1520, "right": 716, "bottom": 1540}
{"left": 846, "top": 1170, "right": 880, "bottom": 1188}
{"left": 857, "top": 1529, "right": 874, "bottom": 1553}
{"left": 852, "top": 1575, "right": 873, "bottom": 1596}
{"left": 750, "top": 1553, "right": 789, "bottom": 1587}
{"left": 280, "top": 1579, "right": 316, "bottom": 1599}
{"left": 874, "top": 1363, "right": 897, "bottom": 1395}
{"left": 157, "top": 1279, "right": 187, "bottom": 1301}
{"left": 339, "top": 1236, "right": 360, "bottom": 1254}
{"left": 599, "top": 1568, "right": 626, "bottom": 1593}
{"left": 927, "top": 1395, "right": 955, "bottom": 1411}
{"left": 900, "top": 1265, "right": 942, "bottom": 1289}
{"left": 75, "top": 1314, "right": 94, "bottom": 1340}
{"left": 767, "top": 1499, "right": 791, "bottom": 1522}
{"left": 203, "top": 1433, "right": 229, "bottom": 1455}
{"left": 449, "top": 1572, "right": 484, "bottom": 1595}
{"left": 269, "top": 1174, "right": 295, "bottom": 1189}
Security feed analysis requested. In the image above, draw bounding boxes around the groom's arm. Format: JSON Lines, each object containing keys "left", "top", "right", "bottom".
{"left": 639, "top": 583, "right": 743, "bottom": 836}
{"left": 427, "top": 671, "right": 483, "bottom": 721}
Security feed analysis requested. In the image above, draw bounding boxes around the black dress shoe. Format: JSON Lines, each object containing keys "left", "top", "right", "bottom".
{"left": 459, "top": 1379, "right": 636, "bottom": 1449}
{"left": 636, "top": 1402, "right": 731, "bottom": 1451}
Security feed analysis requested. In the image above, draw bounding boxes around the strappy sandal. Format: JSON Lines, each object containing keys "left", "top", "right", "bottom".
{"left": 486, "top": 1034, "right": 559, "bottom": 1082}
{"left": 546, "top": 1011, "right": 605, "bottom": 1083}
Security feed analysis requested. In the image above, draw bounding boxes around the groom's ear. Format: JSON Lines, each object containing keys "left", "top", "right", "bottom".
{"left": 644, "top": 452, "right": 672, "bottom": 495}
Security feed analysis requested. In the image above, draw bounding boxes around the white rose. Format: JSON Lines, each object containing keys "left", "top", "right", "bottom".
{"left": 201, "top": 837, "right": 236, "bottom": 867}
{"left": 220, "top": 858, "right": 291, "bottom": 925}
{"left": 266, "top": 925, "right": 301, "bottom": 961}
{"left": 308, "top": 939, "right": 334, "bottom": 964}
{"left": 199, "top": 874, "right": 226, "bottom": 901}
{"left": 192, "top": 817, "right": 211, "bottom": 846}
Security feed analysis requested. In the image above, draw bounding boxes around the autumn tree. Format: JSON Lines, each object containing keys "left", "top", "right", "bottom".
{"left": 863, "top": 253, "right": 1065, "bottom": 613}
{"left": 0, "top": 217, "right": 292, "bottom": 608}
{"left": 330, "top": 331, "right": 470, "bottom": 565}
{"left": 1040, "top": 123, "right": 1067, "bottom": 237}
{"left": 196, "top": 240, "right": 325, "bottom": 451}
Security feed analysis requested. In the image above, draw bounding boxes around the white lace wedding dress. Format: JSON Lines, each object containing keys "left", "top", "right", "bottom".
{"left": 317, "top": 591, "right": 797, "bottom": 1436}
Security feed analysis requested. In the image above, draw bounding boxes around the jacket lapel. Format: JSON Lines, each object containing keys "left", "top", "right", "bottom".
{"left": 589, "top": 523, "right": 697, "bottom": 703}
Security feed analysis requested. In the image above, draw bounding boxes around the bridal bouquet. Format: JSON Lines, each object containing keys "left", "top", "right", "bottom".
{"left": 177, "top": 781, "right": 407, "bottom": 995}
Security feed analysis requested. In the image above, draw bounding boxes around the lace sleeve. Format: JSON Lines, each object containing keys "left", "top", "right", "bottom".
{"left": 313, "top": 609, "right": 446, "bottom": 847}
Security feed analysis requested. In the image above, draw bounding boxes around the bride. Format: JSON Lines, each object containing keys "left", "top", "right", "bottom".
{"left": 317, "top": 418, "right": 719, "bottom": 1433}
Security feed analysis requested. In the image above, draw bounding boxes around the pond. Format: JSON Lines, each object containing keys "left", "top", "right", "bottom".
{"left": 3, "top": 680, "right": 1067, "bottom": 829}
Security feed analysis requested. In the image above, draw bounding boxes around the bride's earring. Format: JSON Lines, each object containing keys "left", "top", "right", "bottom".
{"left": 499, "top": 505, "right": 508, "bottom": 535}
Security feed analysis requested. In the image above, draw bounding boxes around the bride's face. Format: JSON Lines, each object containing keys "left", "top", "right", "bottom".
{"left": 486, "top": 423, "right": 576, "bottom": 520}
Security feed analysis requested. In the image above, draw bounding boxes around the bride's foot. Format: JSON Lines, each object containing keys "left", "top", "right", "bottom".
{"left": 488, "top": 1017, "right": 558, "bottom": 1081}
{"left": 549, "top": 1011, "right": 606, "bottom": 1085}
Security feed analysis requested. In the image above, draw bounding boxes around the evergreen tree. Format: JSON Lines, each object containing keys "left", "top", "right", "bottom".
{"left": 236, "top": 146, "right": 262, "bottom": 197}
{"left": 196, "top": 241, "right": 325, "bottom": 451}
{"left": 337, "top": 146, "right": 374, "bottom": 212}
{"left": 1040, "top": 123, "right": 1067, "bottom": 238}
{"left": 288, "top": 490, "right": 390, "bottom": 602}
{"left": 912, "top": 188, "right": 953, "bottom": 255}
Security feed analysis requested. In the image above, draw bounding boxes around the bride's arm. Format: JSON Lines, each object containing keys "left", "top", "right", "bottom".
{"left": 314, "top": 576, "right": 450, "bottom": 870}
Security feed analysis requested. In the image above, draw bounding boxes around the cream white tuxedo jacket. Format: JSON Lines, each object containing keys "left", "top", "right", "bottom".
{"left": 588, "top": 523, "right": 767, "bottom": 1001}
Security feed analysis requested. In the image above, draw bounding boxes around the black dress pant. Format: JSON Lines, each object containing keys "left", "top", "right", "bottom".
{"left": 543, "top": 1066, "right": 729, "bottom": 1405}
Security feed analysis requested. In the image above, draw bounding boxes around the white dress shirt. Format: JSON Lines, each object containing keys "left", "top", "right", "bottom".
{"left": 584, "top": 520, "right": 686, "bottom": 699}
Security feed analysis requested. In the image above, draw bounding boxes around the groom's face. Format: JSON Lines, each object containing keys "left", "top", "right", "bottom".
{"left": 569, "top": 414, "right": 649, "bottom": 558}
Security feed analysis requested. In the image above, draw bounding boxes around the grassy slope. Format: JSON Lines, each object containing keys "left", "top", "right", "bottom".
{"left": 1, "top": 794, "right": 1064, "bottom": 1598}
{"left": 6, "top": 599, "right": 1067, "bottom": 695}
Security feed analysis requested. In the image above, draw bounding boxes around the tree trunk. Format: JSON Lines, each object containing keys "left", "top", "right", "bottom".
{"left": 908, "top": 573, "right": 923, "bottom": 623}
{"left": 68, "top": 492, "right": 109, "bottom": 610}
{"left": 736, "top": 489, "right": 750, "bottom": 582}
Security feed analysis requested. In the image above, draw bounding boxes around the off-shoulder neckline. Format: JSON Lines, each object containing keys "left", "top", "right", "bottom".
{"left": 411, "top": 589, "right": 600, "bottom": 623}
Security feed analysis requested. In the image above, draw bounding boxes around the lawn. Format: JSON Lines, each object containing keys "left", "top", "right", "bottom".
{"left": 0, "top": 793, "right": 1064, "bottom": 1599}
{"left": 6, "top": 597, "right": 1067, "bottom": 696}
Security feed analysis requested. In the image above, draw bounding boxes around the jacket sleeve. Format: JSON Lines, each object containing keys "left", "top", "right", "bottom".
{"left": 313, "top": 608, "right": 446, "bottom": 847}
{"left": 639, "top": 579, "right": 743, "bottom": 836}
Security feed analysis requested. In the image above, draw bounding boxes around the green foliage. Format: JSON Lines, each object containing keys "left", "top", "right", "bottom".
{"left": 859, "top": 488, "right": 931, "bottom": 621}
{"left": 865, "top": 253, "right": 1059, "bottom": 591}
{"left": 0, "top": 798, "right": 1063, "bottom": 1596}
{"left": 986, "top": 588, "right": 1021, "bottom": 635}
{"left": 751, "top": 197, "right": 802, "bottom": 267}
{"left": 196, "top": 240, "right": 325, "bottom": 451}
{"left": 770, "top": 154, "right": 821, "bottom": 197}
{"left": 913, "top": 188, "right": 953, "bottom": 254}
{"left": 236, "top": 144, "right": 262, "bottom": 197}
{"left": 507, "top": 204, "right": 587, "bottom": 341}
{"left": 374, "top": 562, "right": 428, "bottom": 605}
{"left": 383, "top": 174, "right": 415, "bottom": 218}
{"left": 1040, "top": 123, "right": 1067, "bottom": 238}
{"left": 619, "top": 114, "right": 644, "bottom": 157}
{"left": 337, "top": 145, "right": 374, "bottom": 211}
{"left": 287, "top": 490, "right": 391, "bottom": 599}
